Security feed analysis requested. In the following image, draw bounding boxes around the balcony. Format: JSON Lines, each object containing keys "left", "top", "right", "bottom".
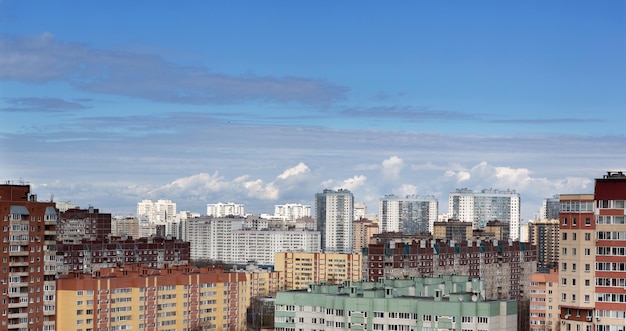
{"left": 8, "top": 301, "right": 28, "bottom": 309}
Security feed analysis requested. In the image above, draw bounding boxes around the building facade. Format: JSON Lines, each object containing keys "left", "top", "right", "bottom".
{"left": 529, "top": 268, "right": 559, "bottom": 331}
{"left": 432, "top": 219, "right": 473, "bottom": 241}
{"left": 56, "top": 264, "right": 248, "bottom": 331}
{"left": 57, "top": 206, "right": 111, "bottom": 243}
{"left": 111, "top": 216, "right": 140, "bottom": 238}
{"left": 315, "top": 189, "right": 354, "bottom": 253}
{"left": 528, "top": 219, "right": 560, "bottom": 272}
{"left": 206, "top": 202, "right": 245, "bottom": 217}
{"left": 592, "top": 172, "right": 626, "bottom": 330}
{"left": 136, "top": 199, "right": 177, "bottom": 223}
{"left": 541, "top": 194, "right": 561, "bottom": 221}
{"left": 57, "top": 236, "right": 190, "bottom": 274}
{"left": 274, "top": 252, "right": 363, "bottom": 290}
{"left": 558, "top": 193, "right": 595, "bottom": 331}
{"left": 0, "top": 184, "right": 57, "bottom": 331}
{"left": 363, "top": 238, "right": 537, "bottom": 300}
{"left": 379, "top": 195, "right": 438, "bottom": 234}
{"left": 449, "top": 188, "right": 521, "bottom": 240}
{"left": 351, "top": 219, "right": 379, "bottom": 254}
{"left": 275, "top": 275, "right": 517, "bottom": 331}
{"left": 185, "top": 216, "right": 320, "bottom": 264}
{"left": 273, "top": 204, "right": 311, "bottom": 221}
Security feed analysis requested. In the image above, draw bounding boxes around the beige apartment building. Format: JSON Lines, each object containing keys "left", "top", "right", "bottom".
{"left": 274, "top": 252, "right": 362, "bottom": 290}
{"left": 530, "top": 269, "right": 559, "bottom": 331}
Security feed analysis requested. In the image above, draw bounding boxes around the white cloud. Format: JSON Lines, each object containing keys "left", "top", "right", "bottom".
{"left": 335, "top": 175, "right": 367, "bottom": 191}
{"left": 381, "top": 156, "right": 404, "bottom": 179}
{"left": 243, "top": 180, "right": 279, "bottom": 200}
{"left": 277, "top": 162, "right": 309, "bottom": 179}
{"left": 397, "top": 184, "right": 418, "bottom": 197}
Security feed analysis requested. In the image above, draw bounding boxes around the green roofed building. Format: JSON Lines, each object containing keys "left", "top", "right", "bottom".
{"left": 275, "top": 275, "right": 517, "bottom": 331}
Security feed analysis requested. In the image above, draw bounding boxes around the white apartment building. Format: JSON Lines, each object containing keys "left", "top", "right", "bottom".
{"left": 449, "top": 188, "right": 521, "bottom": 240}
{"left": 274, "top": 203, "right": 311, "bottom": 221}
{"left": 379, "top": 195, "right": 438, "bottom": 234}
{"left": 353, "top": 203, "right": 368, "bottom": 220}
{"left": 315, "top": 189, "right": 354, "bottom": 253}
{"left": 185, "top": 216, "right": 320, "bottom": 264}
{"left": 136, "top": 199, "right": 177, "bottom": 223}
{"left": 206, "top": 202, "right": 245, "bottom": 217}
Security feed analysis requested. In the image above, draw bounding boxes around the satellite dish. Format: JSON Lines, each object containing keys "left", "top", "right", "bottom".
{"left": 458, "top": 296, "right": 464, "bottom": 301}
{"left": 471, "top": 294, "right": 478, "bottom": 302}
{"left": 307, "top": 288, "right": 312, "bottom": 292}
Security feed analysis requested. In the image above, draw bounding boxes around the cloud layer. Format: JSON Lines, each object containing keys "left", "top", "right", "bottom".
{"left": 0, "top": 33, "right": 347, "bottom": 105}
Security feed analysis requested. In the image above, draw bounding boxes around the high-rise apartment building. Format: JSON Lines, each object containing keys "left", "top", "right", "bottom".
{"left": 529, "top": 268, "right": 559, "bottom": 330}
{"left": 363, "top": 238, "right": 537, "bottom": 300}
{"left": 432, "top": 219, "right": 473, "bottom": 241}
{"left": 0, "top": 184, "right": 57, "bottom": 331}
{"left": 541, "top": 194, "right": 561, "bottom": 220}
{"left": 274, "top": 252, "right": 363, "bottom": 290}
{"left": 57, "top": 236, "right": 190, "bottom": 274}
{"left": 352, "top": 219, "right": 379, "bottom": 253}
{"left": 592, "top": 172, "right": 626, "bottom": 330}
{"left": 379, "top": 195, "right": 438, "bottom": 234}
{"left": 273, "top": 204, "right": 311, "bottom": 221}
{"left": 111, "top": 216, "right": 140, "bottom": 238}
{"left": 315, "top": 189, "right": 354, "bottom": 253}
{"left": 558, "top": 193, "right": 595, "bottom": 330}
{"left": 57, "top": 264, "right": 248, "bottom": 331}
{"left": 136, "top": 199, "right": 176, "bottom": 222}
{"left": 57, "top": 206, "right": 111, "bottom": 243}
{"left": 185, "top": 216, "right": 320, "bottom": 264}
{"left": 206, "top": 202, "right": 245, "bottom": 217}
{"left": 449, "top": 188, "right": 521, "bottom": 240}
{"left": 528, "top": 219, "right": 560, "bottom": 272}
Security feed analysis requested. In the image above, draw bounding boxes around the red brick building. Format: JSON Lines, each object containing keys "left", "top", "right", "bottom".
{"left": 363, "top": 238, "right": 537, "bottom": 300}
{"left": 0, "top": 184, "right": 57, "bottom": 331}
{"left": 57, "top": 235, "right": 190, "bottom": 274}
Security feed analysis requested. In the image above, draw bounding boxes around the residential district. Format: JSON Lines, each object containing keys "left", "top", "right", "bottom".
{"left": 1, "top": 171, "right": 625, "bottom": 331}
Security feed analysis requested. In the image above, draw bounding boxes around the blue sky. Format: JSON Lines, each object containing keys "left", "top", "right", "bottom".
{"left": 1, "top": 1, "right": 625, "bottom": 220}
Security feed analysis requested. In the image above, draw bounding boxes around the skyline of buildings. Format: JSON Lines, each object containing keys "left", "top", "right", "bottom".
{"left": 4, "top": 170, "right": 626, "bottom": 330}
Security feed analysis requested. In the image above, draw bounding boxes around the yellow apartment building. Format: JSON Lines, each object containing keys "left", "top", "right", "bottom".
{"left": 274, "top": 252, "right": 362, "bottom": 290}
{"left": 56, "top": 264, "right": 248, "bottom": 331}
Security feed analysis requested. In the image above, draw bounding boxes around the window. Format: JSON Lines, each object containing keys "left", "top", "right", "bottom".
{"left": 562, "top": 248, "right": 567, "bottom": 255}
{"left": 562, "top": 293, "right": 566, "bottom": 302}
{"left": 562, "top": 233, "right": 567, "bottom": 240}
{"left": 584, "top": 248, "right": 591, "bottom": 256}
{"left": 572, "top": 263, "right": 576, "bottom": 271}
{"left": 572, "top": 218, "right": 577, "bottom": 226}
{"left": 585, "top": 218, "right": 591, "bottom": 226}
{"left": 573, "top": 233, "right": 577, "bottom": 240}
{"left": 562, "top": 217, "right": 568, "bottom": 225}
{"left": 585, "top": 264, "right": 590, "bottom": 272}
{"left": 562, "top": 278, "right": 567, "bottom": 286}
{"left": 562, "top": 263, "right": 567, "bottom": 271}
